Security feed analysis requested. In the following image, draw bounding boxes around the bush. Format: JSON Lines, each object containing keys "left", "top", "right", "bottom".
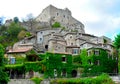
{"left": 31, "top": 77, "right": 43, "bottom": 84}
{"left": 52, "top": 22, "right": 61, "bottom": 28}
{"left": 50, "top": 73, "right": 115, "bottom": 84}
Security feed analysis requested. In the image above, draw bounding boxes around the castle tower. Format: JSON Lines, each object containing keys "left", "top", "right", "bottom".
{"left": 36, "top": 5, "right": 85, "bottom": 33}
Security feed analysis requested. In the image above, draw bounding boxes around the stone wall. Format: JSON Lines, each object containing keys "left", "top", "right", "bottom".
{"left": 8, "top": 79, "right": 50, "bottom": 84}
{"left": 8, "top": 79, "right": 34, "bottom": 84}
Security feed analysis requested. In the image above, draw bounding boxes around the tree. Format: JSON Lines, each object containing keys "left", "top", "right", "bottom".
{"left": 114, "top": 34, "right": 120, "bottom": 73}
{"left": 0, "top": 25, "right": 7, "bottom": 35}
{"left": 0, "top": 44, "right": 9, "bottom": 83}
{"left": 13, "top": 17, "right": 19, "bottom": 23}
{"left": 114, "top": 34, "right": 120, "bottom": 49}
{"left": 17, "top": 30, "right": 26, "bottom": 40}
{"left": 0, "top": 22, "right": 26, "bottom": 48}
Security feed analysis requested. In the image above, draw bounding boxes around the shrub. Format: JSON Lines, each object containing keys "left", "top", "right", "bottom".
{"left": 31, "top": 77, "right": 43, "bottom": 84}
{"left": 50, "top": 73, "right": 115, "bottom": 84}
{"left": 52, "top": 22, "right": 61, "bottom": 28}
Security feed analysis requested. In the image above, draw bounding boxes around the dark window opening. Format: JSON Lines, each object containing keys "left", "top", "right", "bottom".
{"left": 88, "top": 59, "right": 92, "bottom": 65}
{"left": 70, "top": 36, "right": 72, "bottom": 38}
{"left": 62, "top": 56, "right": 66, "bottom": 63}
{"left": 94, "top": 60, "right": 100, "bottom": 65}
{"left": 45, "top": 45, "right": 48, "bottom": 50}
{"left": 71, "top": 70, "right": 77, "bottom": 77}
{"left": 57, "top": 13, "right": 59, "bottom": 16}
{"left": 94, "top": 50, "right": 99, "bottom": 55}
{"left": 40, "top": 38, "right": 42, "bottom": 41}
{"left": 62, "top": 57, "right": 66, "bottom": 62}
{"left": 62, "top": 69, "right": 66, "bottom": 77}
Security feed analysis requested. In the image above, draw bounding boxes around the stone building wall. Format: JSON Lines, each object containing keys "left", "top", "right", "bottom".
{"left": 8, "top": 79, "right": 35, "bottom": 84}
{"left": 36, "top": 28, "right": 61, "bottom": 44}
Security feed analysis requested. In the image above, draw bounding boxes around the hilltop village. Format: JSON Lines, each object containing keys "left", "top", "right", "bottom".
{"left": 7, "top": 5, "right": 114, "bottom": 55}
{"left": 1, "top": 5, "right": 118, "bottom": 84}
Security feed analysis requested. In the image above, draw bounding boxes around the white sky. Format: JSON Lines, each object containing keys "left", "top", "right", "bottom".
{"left": 0, "top": 0, "right": 120, "bottom": 40}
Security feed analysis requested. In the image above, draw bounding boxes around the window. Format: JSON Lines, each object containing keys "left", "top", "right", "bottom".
{"left": 57, "top": 13, "right": 59, "bottom": 16}
{"left": 61, "top": 69, "right": 66, "bottom": 77}
{"left": 94, "top": 60, "right": 100, "bottom": 65}
{"left": 45, "top": 45, "right": 48, "bottom": 50}
{"left": 41, "top": 32, "right": 43, "bottom": 34}
{"left": 70, "top": 35, "right": 72, "bottom": 38}
{"left": 88, "top": 50, "right": 92, "bottom": 56}
{"left": 71, "top": 43, "right": 73, "bottom": 45}
{"left": 63, "top": 15, "right": 65, "bottom": 18}
{"left": 62, "top": 55, "right": 66, "bottom": 63}
{"left": 88, "top": 59, "right": 92, "bottom": 65}
{"left": 73, "top": 49, "right": 78, "bottom": 54}
{"left": 9, "top": 57, "right": 15, "bottom": 64}
{"left": 40, "top": 38, "right": 42, "bottom": 41}
{"left": 94, "top": 50, "right": 99, "bottom": 55}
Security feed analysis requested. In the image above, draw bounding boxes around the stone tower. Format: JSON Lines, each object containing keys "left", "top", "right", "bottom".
{"left": 36, "top": 5, "right": 85, "bottom": 33}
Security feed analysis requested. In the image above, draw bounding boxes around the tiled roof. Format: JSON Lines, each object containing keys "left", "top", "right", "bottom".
{"left": 7, "top": 47, "right": 32, "bottom": 53}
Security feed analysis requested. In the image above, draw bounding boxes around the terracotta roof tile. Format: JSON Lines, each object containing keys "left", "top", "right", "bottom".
{"left": 7, "top": 47, "right": 32, "bottom": 53}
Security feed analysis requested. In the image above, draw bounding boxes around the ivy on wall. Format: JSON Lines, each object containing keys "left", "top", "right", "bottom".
{"left": 44, "top": 52, "right": 74, "bottom": 78}
{"left": 79, "top": 48, "right": 117, "bottom": 76}
{"left": 25, "top": 61, "right": 42, "bottom": 72}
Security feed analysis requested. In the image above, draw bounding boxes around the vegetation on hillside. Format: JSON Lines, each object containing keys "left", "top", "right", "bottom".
{"left": 0, "top": 22, "right": 27, "bottom": 48}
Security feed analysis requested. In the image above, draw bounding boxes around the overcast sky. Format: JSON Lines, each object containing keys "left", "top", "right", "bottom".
{"left": 0, "top": 0, "right": 120, "bottom": 40}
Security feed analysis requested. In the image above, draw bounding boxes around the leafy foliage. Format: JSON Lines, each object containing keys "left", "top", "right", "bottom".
{"left": 0, "top": 44, "right": 9, "bottom": 83}
{"left": 31, "top": 77, "right": 43, "bottom": 84}
{"left": 114, "top": 33, "right": 120, "bottom": 49}
{"left": 13, "top": 17, "right": 19, "bottom": 23}
{"left": 5, "top": 64, "right": 24, "bottom": 72}
{"left": 80, "top": 48, "right": 117, "bottom": 76}
{"left": 50, "top": 73, "right": 115, "bottom": 84}
{"left": 44, "top": 52, "right": 73, "bottom": 78}
{"left": 0, "top": 22, "right": 26, "bottom": 48}
{"left": 52, "top": 22, "right": 61, "bottom": 28}
{"left": 114, "top": 33, "right": 120, "bottom": 74}
{"left": 24, "top": 62, "right": 42, "bottom": 72}
{"left": 17, "top": 30, "right": 26, "bottom": 40}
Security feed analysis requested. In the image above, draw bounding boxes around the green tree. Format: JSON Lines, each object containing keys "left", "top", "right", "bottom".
{"left": 0, "top": 44, "right": 9, "bottom": 83}
{"left": 114, "top": 34, "right": 120, "bottom": 49}
{"left": 17, "top": 30, "right": 26, "bottom": 40}
{"left": 0, "top": 22, "right": 25, "bottom": 48}
{"left": 114, "top": 34, "right": 120, "bottom": 73}
{"left": 52, "top": 22, "right": 61, "bottom": 28}
{"left": 13, "top": 17, "right": 19, "bottom": 23}
{"left": 0, "top": 25, "right": 7, "bottom": 35}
